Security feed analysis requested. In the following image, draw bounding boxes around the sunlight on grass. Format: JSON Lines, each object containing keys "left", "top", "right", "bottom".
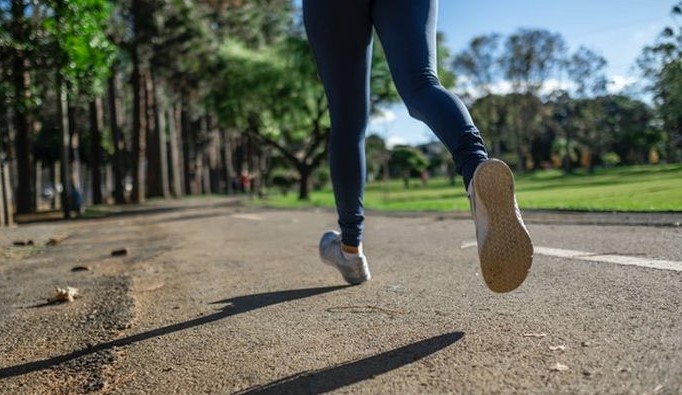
{"left": 253, "top": 164, "right": 682, "bottom": 213}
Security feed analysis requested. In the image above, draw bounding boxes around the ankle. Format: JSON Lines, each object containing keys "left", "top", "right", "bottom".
{"left": 342, "top": 243, "right": 362, "bottom": 255}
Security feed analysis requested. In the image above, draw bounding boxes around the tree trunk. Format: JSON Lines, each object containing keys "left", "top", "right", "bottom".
{"left": 57, "top": 76, "right": 72, "bottom": 218}
{"left": 297, "top": 165, "right": 311, "bottom": 201}
{"left": 181, "top": 95, "right": 193, "bottom": 195}
{"left": 168, "top": 102, "right": 184, "bottom": 197}
{"left": 12, "top": 0, "right": 33, "bottom": 214}
{"left": 144, "top": 72, "right": 169, "bottom": 198}
{"left": 200, "top": 116, "right": 211, "bottom": 194}
{"left": 206, "top": 115, "right": 220, "bottom": 194}
{"left": 193, "top": 151, "right": 204, "bottom": 195}
{"left": 51, "top": 161, "right": 59, "bottom": 210}
{"left": 67, "top": 100, "right": 82, "bottom": 196}
{"left": 89, "top": 97, "right": 104, "bottom": 204}
{"left": 108, "top": 70, "right": 127, "bottom": 204}
{"left": 0, "top": 161, "right": 13, "bottom": 226}
{"left": 131, "top": 63, "right": 147, "bottom": 203}
{"left": 34, "top": 160, "right": 42, "bottom": 209}
{"left": 220, "top": 129, "right": 236, "bottom": 195}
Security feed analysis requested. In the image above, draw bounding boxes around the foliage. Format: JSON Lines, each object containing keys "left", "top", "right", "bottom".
{"left": 452, "top": 33, "right": 502, "bottom": 96}
{"left": 211, "top": 34, "right": 329, "bottom": 200}
{"left": 388, "top": 145, "right": 429, "bottom": 188}
{"left": 637, "top": 1, "right": 682, "bottom": 162}
{"left": 43, "top": 0, "right": 117, "bottom": 97}
{"left": 365, "top": 134, "right": 388, "bottom": 180}
{"left": 566, "top": 46, "right": 608, "bottom": 98}
{"left": 502, "top": 28, "right": 567, "bottom": 94}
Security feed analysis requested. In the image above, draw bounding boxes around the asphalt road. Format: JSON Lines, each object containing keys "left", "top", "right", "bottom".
{"left": 1, "top": 198, "right": 680, "bottom": 394}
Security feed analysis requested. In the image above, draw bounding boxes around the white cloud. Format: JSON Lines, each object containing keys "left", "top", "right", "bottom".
{"left": 541, "top": 78, "right": 573, "bottom": 95}
{"left": 386, "top": 135, "right": 408, "bottom": 149}
{"left": 608, "top": 75, "right": 639, "bottom": 93}
{"left": 456, "top": 78, "right": 573, "bottom": 98}
{"left": 370, "top": 110, "right": 396, "bottom": 125}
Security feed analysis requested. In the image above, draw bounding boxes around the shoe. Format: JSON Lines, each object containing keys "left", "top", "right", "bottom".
{"left": 319, "top": 231, "right": 371, "bottom": 285}
{"left": 468, "top": 159, "right": 533, "bottom": 293}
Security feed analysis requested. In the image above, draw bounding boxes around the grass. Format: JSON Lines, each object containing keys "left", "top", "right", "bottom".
{"left": 253, "top": 163, "right": 682, "bottom": 213}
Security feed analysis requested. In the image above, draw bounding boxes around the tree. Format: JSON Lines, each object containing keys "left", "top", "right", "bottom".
{"left": 637, "top": 1, "right": 682, "bottom": 162}
{"left": 212, "top": 25, "right": 408, "bottom": 200}
{"left": 7, "top": 0, "right": 33, "bottom": 214}
{"left": 566, "top": 46, "right": 608, "bottom": 98}
{"left": 469, "top": 93, "right": 511, "bottom": 158}
{"left": 126, "top": 0, "right": 163, "bottom": 203}
{"left": 212, "top": 36, "right": 328, "bottom": 200}
{"left": 557, "top": 47, "right": 608, "bottom": 172}
{"left": 365, "top": 134, "right": 387, "bottom": 181}
{"left": 452, "top": 33, "right": 502, "bottom": 97}
{"left": 388, "top": 145, "right": 428, "bottom": 189}
{"left": 44, "top": 0, "right": 116, "bottom": 216}
{"left": 502, "top": 28, "right": 567, "bottom": 171}
{"left": 149, "top": 0, "right": 219, "bottom": 198}
{"left": 593, "top": 95, "right": 657, "bottom": 166}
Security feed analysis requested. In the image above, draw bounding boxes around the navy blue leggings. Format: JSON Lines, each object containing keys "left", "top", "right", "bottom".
{"left": 303, "top": 0, "right": 488, "bottom": 247}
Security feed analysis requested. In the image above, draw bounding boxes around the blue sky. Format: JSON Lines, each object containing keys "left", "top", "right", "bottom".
{"left": 371, "top": 0, "right": 678, "bottom": 146}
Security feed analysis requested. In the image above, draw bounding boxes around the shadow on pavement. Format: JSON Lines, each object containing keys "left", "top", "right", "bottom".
{"left": 236, "top": 332, "right": 464, "bottom": 394}
{"left": 0, "top": 286, "right": 347, "bottom": 379}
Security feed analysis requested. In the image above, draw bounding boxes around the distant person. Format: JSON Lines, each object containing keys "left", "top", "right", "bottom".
{"left": 240, "top": 170, "right": 251, "bottom": 193}
{"left": 71, "top": 185, "right": 85, "bottom": 216}
{"left": 304, "top": 0, "right": 533, "bottom": 293}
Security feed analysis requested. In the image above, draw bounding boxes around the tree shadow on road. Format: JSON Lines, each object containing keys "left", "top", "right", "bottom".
{"left": 235, "top": 332, "right": 464, "bottom": 394}
{"left": 0, "top": 286, "right": 347, "bottom": 379}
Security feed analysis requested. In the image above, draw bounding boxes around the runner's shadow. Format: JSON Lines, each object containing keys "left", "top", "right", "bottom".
{"left": 236, "top": 332, "right": 464, "bottom": 394}
{"left": 0, "top": 286, "right": 347, "bottom": 379}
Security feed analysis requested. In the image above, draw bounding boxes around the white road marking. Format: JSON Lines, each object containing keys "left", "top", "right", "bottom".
{"left": 461, "top": 241, "right": 682, "bottom": 272}
{"left": 230, "top": 213, "right": 265, "bottom": 221}
{"left": 534, "top": 247, "right": 682, "bottom": 272}
{"left": 460, "top": 241, "right": 478, "bottom": 250}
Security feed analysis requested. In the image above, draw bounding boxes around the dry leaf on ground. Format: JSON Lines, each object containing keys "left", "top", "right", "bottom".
{"left": 522, "top": 332, "right": 547, "bottom": 338}
{"left": 48, "top": 286, "right": 80, "bottom": 303}
{"left": 550, "top": 362, "right": 569, "bottom": 372}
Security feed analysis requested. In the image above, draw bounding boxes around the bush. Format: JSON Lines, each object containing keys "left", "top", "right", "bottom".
{"left": 602, "top": 152, "right": 621, "bottom": 167}
{"left": 314, "top": 167, "right": 330, "bottom": 191}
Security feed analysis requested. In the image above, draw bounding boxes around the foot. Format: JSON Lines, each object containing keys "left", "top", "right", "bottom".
{"left": 468, "top": 159, "right": 533, "bottom": 293}
{"left": 319, "top": 231, "right": 371, "bottom": 285}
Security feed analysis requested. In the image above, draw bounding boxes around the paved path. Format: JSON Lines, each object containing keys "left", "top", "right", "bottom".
{"left": 1, "top": 198, "right": 680, "bottom": 394}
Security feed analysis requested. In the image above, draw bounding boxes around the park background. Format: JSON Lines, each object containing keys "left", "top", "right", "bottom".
{"left": 1, "top": 0, "right": 681, "bottom": 224}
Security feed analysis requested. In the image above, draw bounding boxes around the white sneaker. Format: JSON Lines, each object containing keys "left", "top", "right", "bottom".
{"left": 468, "top": 159, "right": 533, "bottom": 293}
{"left": 319, "top": 231, "right": 371, "bottom": 285}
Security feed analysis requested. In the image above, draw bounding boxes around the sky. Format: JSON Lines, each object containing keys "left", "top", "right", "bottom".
{"left": 357, "top": 0, "right": 678, "bottom": 147}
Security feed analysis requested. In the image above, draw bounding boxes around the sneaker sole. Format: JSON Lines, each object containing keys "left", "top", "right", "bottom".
{"left": 473, "top": 160, "right": 533, "bottom": 293}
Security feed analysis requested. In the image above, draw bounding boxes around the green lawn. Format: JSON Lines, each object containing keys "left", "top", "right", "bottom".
{"left": 253, "top": 164, "right": 682, "bottom": 212}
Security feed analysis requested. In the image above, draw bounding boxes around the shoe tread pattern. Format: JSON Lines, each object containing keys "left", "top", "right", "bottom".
{"left": 474, "top": 160, "right": 533, "bottom": 293}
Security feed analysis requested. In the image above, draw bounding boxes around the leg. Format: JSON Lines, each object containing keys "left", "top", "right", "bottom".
{"left": 372, "top": 0, "right": 532, "bottom": 292}
{"left": 371, "top": 0, "right": 488, "bottom": 188}
{"left": 303, "top": 0, "right": 372, "bottom": 248}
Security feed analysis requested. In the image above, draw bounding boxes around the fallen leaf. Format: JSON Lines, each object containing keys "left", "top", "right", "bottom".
{"left": 550, "top": 363, "right": 569, "bottom": 372}
{"left": 522, "top": 332, "right": 547, "bottom": 338}
{"left": 46, "top": 235, "right": 69, "bottom": 246}
{"left": 48, "top": 286, "right": 80, "bottom": 303}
